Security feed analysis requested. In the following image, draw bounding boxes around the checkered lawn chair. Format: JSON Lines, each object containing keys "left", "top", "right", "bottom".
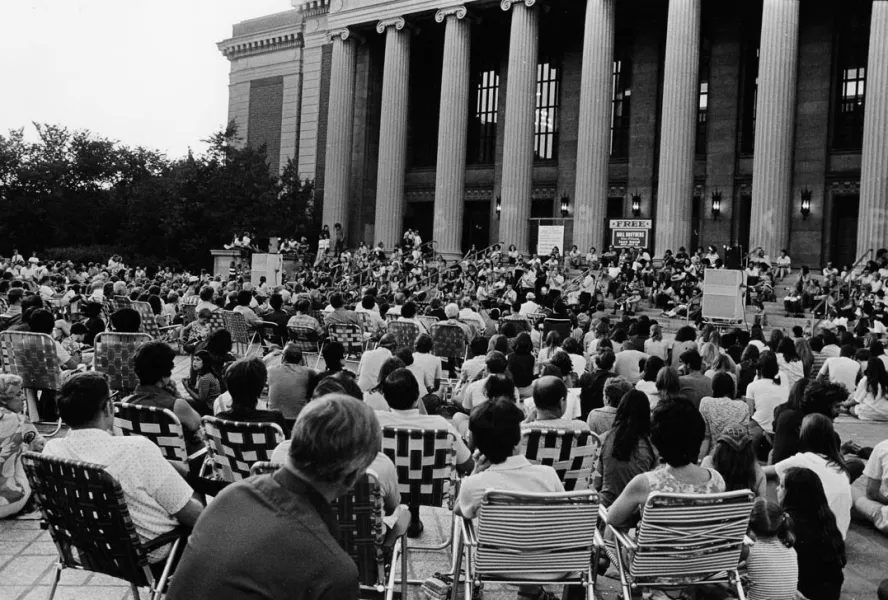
{"left": 417, "top": 315, "right": 439, "bottom": 333}
{"left": 113, "top": 402, "right": 205, "bottom": 469}
{"left": 499, "top": 316, "right": 531, "bottom": 335}
{"left": 0, "top": 331, "right": 63, "bottom": 431}
{"left": 221, "top": 310, "right": 261, "bottom": 357}
{"left": 130, "top": 301, "right": 177, "bottom": 342}
{"left": 94, "top": 332, "right": 152, "bottom": 394}
{"left": 520, "top": 429, "right": 601, "bottom": 491}
{"left": 381, "top": 426, "right": 457, "bottom": 584}
{"left": 453, "top": 490, "right": 603, "bottom": 600}
{"left": 429, "top": 324, "right": 468, "bottom": 373}
{"left": 112, "top": 295, "right": 131, "bottom": 313}
{"left": 387, "top": 320, "right": 419, "bottom": 352}
{"left": 206, "top": 310, "right": 226, "bottom": 335}
{"left": 602, "top": 490, "right": 754, "bottom": 600}
{"left": 250, "top": 462, "right": 407, "bottom": 597}
{"left": 22, "top": 452, "right": 187, "bottom": 600}
{"left": 328, "top": 323, "right": 367, "bottom": 358}
{"left": 0, "top": 294, "right": 7, "bottom": 315}
{"left": 287, "top": 325, "right": 323, "bottom": 367}
{"left": 201, "top": 416, "right": 285, "bottom": 482}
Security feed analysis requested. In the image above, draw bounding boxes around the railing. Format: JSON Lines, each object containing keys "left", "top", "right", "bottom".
{"left": 464, "top": 241, "right": 504, "bottom": 262}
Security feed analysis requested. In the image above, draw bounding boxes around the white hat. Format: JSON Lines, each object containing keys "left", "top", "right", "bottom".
{"left": 28, "top": 257, "right": 39, "bottom": 264}
{"left": 526, "top": 292, "right": 535, "bottom": 300}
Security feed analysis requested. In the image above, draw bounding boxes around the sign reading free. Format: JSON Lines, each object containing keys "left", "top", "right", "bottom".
{"left": 610, "top": 219, "right": 652, "bottom": 249}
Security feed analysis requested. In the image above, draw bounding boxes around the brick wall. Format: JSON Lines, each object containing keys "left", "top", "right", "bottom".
{"left": 247, "top": 76, "right": 284, "bottom": 172}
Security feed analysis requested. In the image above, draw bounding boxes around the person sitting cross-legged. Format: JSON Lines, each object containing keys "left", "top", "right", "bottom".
{"left": 852, "top": 438, "right": 888, "bottom": 535}
{"left": 44, "top": 371, "right": 203, "bottom": 567}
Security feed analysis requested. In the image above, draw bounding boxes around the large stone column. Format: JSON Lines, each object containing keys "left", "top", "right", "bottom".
{"left": 749, "top": 0, "right": 799, "bottom": 255}
{"left": 499, "top": 0, "right": 539, "bottom": 255}
{"left": 574, "top": 0, "right": 615, "bottom": 253}
{"left": 321, "top": 29, "right": 359, "bottom": 233}
{"left": 654, "top": 0, "right": 701, "bottom": 256}
{"left": 374, "top": 17, "right": 411, "bottom": 250}
{"left": 857, "top": 1, "right": 888, "bottom": 257}
{"left": 433, "top": 6, "right": 472, "bottom": 260}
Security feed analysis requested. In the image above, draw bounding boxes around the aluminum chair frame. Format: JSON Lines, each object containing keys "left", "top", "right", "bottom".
{"left": 520, "top": 428, "right": 602, "bottom": 492}
{"left": 113, "top": 402, "right": 206, "bottom": 469}
{"left": 0, "top": 330, "right": 63, "bottom": 434}
{"left": 286, "top": 325, "right": 324, "bottom": 368}
{"left": 201, "top": 416, "right": 284, "bottom": 482}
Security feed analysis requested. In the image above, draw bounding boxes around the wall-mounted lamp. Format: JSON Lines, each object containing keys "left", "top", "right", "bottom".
{"left": 631, "top": 192, "right": 642, "bottom": 217}
{"left": 711, "top": 189, "right": 722, "bottom": 219}
{"left": 560, "top": 194, "right": 570, "bottom": 217}
{"left": 495, "top": 195, "right": 502, "bottom": 218}
{"left": 800, "top": 188, "right": 812, "bottom": 219}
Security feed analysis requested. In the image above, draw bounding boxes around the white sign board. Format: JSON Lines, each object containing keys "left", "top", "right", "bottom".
{"left": 537, "top": 225, "right": 564, "bottom": 256}
{"left": 251, "top": 253, "right": 283, "bottom": 287}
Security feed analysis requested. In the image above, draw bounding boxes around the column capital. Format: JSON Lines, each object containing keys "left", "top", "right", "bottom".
{"left": 376, "top": 16, "right": 408, "bottom": 34}
{"left": 435, "top": 5, "right": 473, "bottom": 23}
{"left": 500, "top": 0, "right": 536, "bottom": 11}
{"left": 328, "top": 28, "right": 363, "bottom": 43}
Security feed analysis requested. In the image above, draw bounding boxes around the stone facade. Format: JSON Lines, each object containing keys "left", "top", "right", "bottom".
{"left": 218, "top": 0, "right": 884, "bottom": 268}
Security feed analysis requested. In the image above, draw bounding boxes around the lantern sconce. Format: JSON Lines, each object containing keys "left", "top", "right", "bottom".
{"left": 560, "top": 194, "right": 570, "bottom": 217}
{"left": 495, "top": 195, "right": 502, "bottom": 218}
{"left": 711, "top": 189, "right": 722, "bottom": 219}
{"left": 800, "top": 188, "right": 812, "bottom": 219}
{"left": 631, "top": 192, "right": 642, "bottom": 217}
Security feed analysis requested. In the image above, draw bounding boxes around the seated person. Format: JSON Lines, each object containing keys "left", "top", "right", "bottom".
{"left": 267, "top": 344, "right": 315, "bottom": 426}
{"left": 523, "top": 376, "right": 589, "bottom": 432}
{"left": 110, "top": 307, "right": 142, "bottom": 333}
{"left": 374, "top": 368, "right": 473, "bottom": 537}
{"left": 216, "top": 358, "right": 288, "bottom": 436}
{"left": 232, "top": 290, "right": 262, "bottom": 331}
{"left": 44, "top": 372, "right": 203, "bottom": 565}
{"left": 0, "top": 374, "right": 45, "bottom": 518}
{"left": 852, "top": 438, "right": 888, "bottom": 534}
{"left": 457, "top": 398, "right": 566, "bottom": 598}
{"left": 128, "top": 341, "right": 202, "bottom": 452}
{"left": 180, "top": 308, "right": 213, "bottom": 354}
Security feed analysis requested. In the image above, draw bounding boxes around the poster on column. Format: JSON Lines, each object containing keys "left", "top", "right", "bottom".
{"left": 537, "top": 225, "right": 565, "bottom": 256}
{"left": 610, "top": 219, "right": 652, "bottom": 249}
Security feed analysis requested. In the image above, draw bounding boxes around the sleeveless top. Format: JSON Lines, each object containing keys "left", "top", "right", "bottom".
{"left": 644, "top": 465, "right": 726, "bottom": 495}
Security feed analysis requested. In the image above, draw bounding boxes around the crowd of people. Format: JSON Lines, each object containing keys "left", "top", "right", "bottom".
{"left": 0, "top": 238, "right": 887, "bottom": 600}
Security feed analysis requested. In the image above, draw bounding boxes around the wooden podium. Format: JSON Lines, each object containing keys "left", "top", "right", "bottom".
{"left": 210, "top": 249, "right": 243, "bottom": 278}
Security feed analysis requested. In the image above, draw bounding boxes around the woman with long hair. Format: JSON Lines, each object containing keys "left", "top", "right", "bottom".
{"left": 644, "top": 324, "right": 668, "bottom": 361}
{"left": 701, "top": 425, "right": 766, "bottom": 497}
{"left": 537, "top": 331, "right": 560, "bottom": 372}
{"left": 507, "top": 332, "right": 536, "bottom": 398}
{"left": 746, "top": 351, "right": 788, "bottom": 435}
{"left": 767, "top": 414, "right": 852, "bottom": 539}
{"left": 737, "top": 344, "right": 760, "bottom": 396}
{"left": 794, "top": 337, "right": 814, "bottom": 378}
{"left": 780, "top": 467, "right": 847, "bottom": 600}
{"left": 843, "top": 357, "right": 888, "bottom": 421}
{"left": 363, "top": 356, "right": 406, "bottom": 412}
{"left": 654, "top": 366, "right": 682, "bottom": 404}
{"left": 777, "top": 337, "right": 805, "bottom": 388}
{"left": 635, "top": 356, "right": 665, "bottom": 410}
{"left": 699, "top": 342, "right": 721, "bottom": 373}
{"left": 698, "top": 372, "right": 750, "bottom": 457}
{"left": 597, "top": 390, "right": 657, "bottom": 506}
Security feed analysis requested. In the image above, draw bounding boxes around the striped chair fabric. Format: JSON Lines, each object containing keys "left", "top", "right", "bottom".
{"left": 386, "top": 320, "right": 419, "bottom": 351}
{"left": 21, "top": 452, "right": 185, "bottom": 597}
{"left": 94, "top": 333, "right": 152, "bottom": 393}
{"left": 628, "top": 491, "right": 754, "bottom": 584}
{"left": 113, "top": 402, "right": 189, "bottom": 465}
{"left": 327, "top": 323, "right": 366, "bottom": 356}
{"left": 201, "top": 416, "right": 285, "bottom": 482}
{"left": 520, "top": 429, "right": 601, "bottom": 491}
{"left": 525, "top": 312, "right": 548, "bottom": 327}
{"left": 429, "top": 324, "right": 468, "bottom": 362}
{"left": 417, "top": 315, "right": 439, "bottom": 333}
{"left": 220, "top": 310, "right": 257, "bottom": 354}
{"left": 286, "top": 325, "right": 323, "bottom": 363}
{"left": 112, "top": 295, "right": 131, "bottom": 313}
{"left": 472, "top": 490, "right": 601, "bottom": 575}
{"left": 130, "top": 301, "right": 176, "bottom": 342}
{"left": 0, "top": 331, "right": 62, "bottom": 391}
{"left": 380, "top": 426, "right": 456, "bottom": 509}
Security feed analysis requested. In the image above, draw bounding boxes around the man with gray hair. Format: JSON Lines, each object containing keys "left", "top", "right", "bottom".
{"left": 167, "top": 394, "right": 381, "bottom": 600}
{"left": 436, "top": 302, "right": 474, "bottom": 342}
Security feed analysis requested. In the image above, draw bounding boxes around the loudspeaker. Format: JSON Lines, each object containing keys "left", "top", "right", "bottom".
{"left": 724, "top": 245, "right": 743, "bottom": 270}
{"left": 702, "top": 269, "right": 746, "bottom": 322}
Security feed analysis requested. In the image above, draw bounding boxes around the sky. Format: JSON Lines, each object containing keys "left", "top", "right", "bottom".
{"left": 0, "top": 0, "right": 289, "bottom": 158}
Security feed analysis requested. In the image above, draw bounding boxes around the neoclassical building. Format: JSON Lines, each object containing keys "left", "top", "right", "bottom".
{"left": 218, "top": 0, "right": 888, "bottom": 266}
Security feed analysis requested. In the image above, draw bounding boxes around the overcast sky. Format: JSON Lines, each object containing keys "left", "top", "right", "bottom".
{"left": 0, "top": 0, "right": 288, "bottom": 158}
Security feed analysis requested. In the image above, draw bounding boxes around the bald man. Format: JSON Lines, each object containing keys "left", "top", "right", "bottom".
{"left": 523, "top": 376, "right": 589, "bottom": 432}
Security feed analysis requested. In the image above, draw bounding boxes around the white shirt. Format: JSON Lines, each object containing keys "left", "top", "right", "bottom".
{"left": 461, "top": 375, "right": 520, "bottom": 409}
{"left": 518, "top": 301, "right": 540, "bottom": 315}
{"left": 44, "top": 429, "right": 193, "bottom": 560}
{"left": 357, "top": 347, "right": 393, "bottom": 392}
{"left": 862, "top": 440, "right": 888, "bottom": 527}
{"left": 818, "top": 356, "right": 860, "bottom": 394}
{"left": 745, "top": 378, "right": 789, "bottom": 432}
{"left": 774, "top": 452, "right": 852, "bottom": 539}
{"left": 457, "top": 455, "right": 564, "bottom": 519}
{"left": 411, "top": 352, "right": 443, "bottom": 390}
{"left": 613, "top": 349, "right": 649, "bottom": 384}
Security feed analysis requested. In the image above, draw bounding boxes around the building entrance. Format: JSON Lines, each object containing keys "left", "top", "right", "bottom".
{"left": 831, "top": 194, "right": 860, "bottom": 268}
{"left": 462, "top": 201, "right": 491, "bottom": 253}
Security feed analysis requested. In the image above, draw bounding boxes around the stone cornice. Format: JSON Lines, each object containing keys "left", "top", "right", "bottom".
{"left": 327, "top": 0, "right": 480, "bottom": 31}
{"left": 376, "top": 16, "right": 407, "bottom": 34}
{"left": 217, "top": 26, "right": 303, "bottom": 61}
{"left": 291, "top": 0, "right": 330, "bottom": 18}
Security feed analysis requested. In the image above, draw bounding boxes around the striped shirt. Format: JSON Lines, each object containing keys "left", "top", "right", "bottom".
{"left": 746, "top": 537, "right": 798, "bottom": 600}
{"left": 810, "top": 351, "right": 827, "bottom": 380}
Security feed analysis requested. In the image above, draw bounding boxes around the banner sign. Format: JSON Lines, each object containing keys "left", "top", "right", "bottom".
{"left": 537, "top": 225, "right": 565, "bottom": 256}
{"left": 610, "top": 219, "right": 652, "bottom": 249}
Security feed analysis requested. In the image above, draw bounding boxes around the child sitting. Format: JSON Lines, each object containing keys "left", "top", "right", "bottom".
{"left": 745, "top": 498, "right": 798, "bottom": 600}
